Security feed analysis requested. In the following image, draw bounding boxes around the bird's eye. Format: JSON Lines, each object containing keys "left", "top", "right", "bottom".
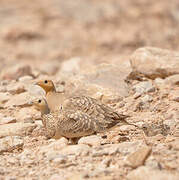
{"left": 38, "top": 99, "right": 42, "bottom": 103}
{"left": 44, "top": 80, "right": 48, "bottom": 84}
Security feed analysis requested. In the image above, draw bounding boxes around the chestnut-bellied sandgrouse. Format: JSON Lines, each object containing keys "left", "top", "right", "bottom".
{"left": 32, "top": 97, "right": 138, "bottom": 141}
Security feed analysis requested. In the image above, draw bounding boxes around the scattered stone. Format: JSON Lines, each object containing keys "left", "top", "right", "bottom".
{"left": 50, "top": 154, "right": 67, "bottom": 164}
{"left": 126, "top": 146, "right": 152, "bottom": 168}
{"left": 0, "top": 123, "right": 37, "bottom": 138}
{"left": 141, "top": 95, "right": 153, "bottom": 103}
{"left": 18, "top": 75, "right": 33, "bottom": 82}
{"left": 169, "top": 89, "right": 179, "bottom": 102}
{"left": 6, "top": 82, "right": 25, "bottom": 94}
{"left": 78, "top": 135, "right": 102, "bottom": 146}
{"left": 0, "top": 116, "right": 16, "bottom": 125}
{"left": 1, "top": 64, "right": 33, "bottom": 80}
{"left": 4, "top": 92, "right": 35, "bottom": 108}
{"left": 0, "top": 136, "right": 24, "bottom": 154}
{"left": 0, "top": 92, "right": 11, "bottom": 106}
{"left": 119, "top": 125, "right": 136, "bottom": 132}
{"left": 60, "top": 144, "right": 91, "bottom": 156}
{"left": 164, "top": 74, "right": 179, "bottom": 86}
{"left": 49, "top": 174, "right": 65, "bottom": 180}
{"left": 15, "top": 107, "right": 39, "bottom": 122}
{"left": 39, "top": 61, "right": 60, "bottom": 75}
{"left": 141, "top": 123, "right": 170, "bottom": 137}
{"left": 60, "top": 57, "right": 81, "bottom": 74}
{"left": 127, "top": 166, "right": 178, "bottom": 180}
{"left": 39, "top": 137, "right": 69, "bottom": 154}
{"left": 133, "top": 81, "right": 155, "bottom": 97}
{"left": 92, "top": 141, "right": 143, "bottom": 157}
{"left": 130, "top": 47, "right": 179, "bottom": 79}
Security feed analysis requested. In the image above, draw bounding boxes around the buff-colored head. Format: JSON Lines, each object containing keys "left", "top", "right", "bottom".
{"left": 36, "top": 80, "right": 56, "bottom": 94}
{"left": 32, "top": 98, "right": 50, "bottom": 115}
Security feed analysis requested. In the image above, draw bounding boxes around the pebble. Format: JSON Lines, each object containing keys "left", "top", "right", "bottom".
{"left": 0, "top": 136, "right": 24, "bottom": 154}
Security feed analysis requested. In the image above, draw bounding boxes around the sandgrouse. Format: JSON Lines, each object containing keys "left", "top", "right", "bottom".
{"left": 33, "top": 97, "right": 137, "bottom": 142}
{"left": 36, "top": 79, "right": 138, "bottom": 128}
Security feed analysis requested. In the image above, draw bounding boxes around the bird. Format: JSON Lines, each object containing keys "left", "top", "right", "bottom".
{"left": 32, "top": 98, "right": 61, "bottom": 139}
{"left": 36, "top": 80, "right": 66, "bottom": 112}
{"left": 32, "top": 97, "right": 138, "bottom": 143}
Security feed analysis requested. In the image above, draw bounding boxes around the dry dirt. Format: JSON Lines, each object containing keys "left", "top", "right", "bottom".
{"left": 0, "top": 0, "right": 179, "bottom": 180}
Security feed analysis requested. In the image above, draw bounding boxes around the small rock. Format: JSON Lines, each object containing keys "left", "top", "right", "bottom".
{"left": 60, "top": 144, "right": 90, "bottom": 156}
{"left": 169, "top": 139, "right": 179, "bottom": 151}
{"left": 0, "top": 92, "right": 11, "bottom": 104}
{"left": 15, "top": 107, "right": 39, "bottom": 122}
{"left": 39, "top": 61, "right": 60, "bottom": 75}
{"left": 0, "top": 123, "right": 37, "bottom": 138}
{"left": 50, "top": 154, "right": 67, "bottom": 164}
{"left": 1, "top": 64, "right": 33, "bottom": 80}
{"left": 92, "top": 141, "right": 143, "bottom": 157}
{"left": 169, "top": 89, "right": 179, "bottom": 102}
{"left": 133, "top": 81, "right": 155, "bottom": 97}
{"left": 39, "top": 137, "right": 68, "bottom": 154}
{"left": 145, "top": 156, "right": 162, "bottom": 170}
{"left": 164, "top": 74, "right": 179, "bottom": 86}
{"left": 6, "top": 82, "right": 25, "bottom": 94}
{"left": 0, "top": 116, "right": 16, "bottom": 125}
{"left": 0, "top": 136, "right": 24, "bottom": 154}
{"left": 27, "top": 84, "right": 45, "bottom": 97}
{"left": 60, "top": 57, "right": 81, "bottom": 74}
{"left": 78, "top": 135, "right": 102, "bottom": 146}
{"left": 4, "top": 92, "right": 35, "bottom": 107}
{"left": 127, "top": 166, "right": 178, "bottom": 180}
{"left": 49, "top": 174, "right": 65, "bottom": 180}
{"left": 119, "top": 125, "right": 136, "bottom": 132}
{"left": 130, "top": 47, "right": 179, "bottom": 79}
{"left": 126, "top": 146, "right": 152, "bottom": 168}
{"left": 141, "top": 95, "right": 153, "bottom": 103}
{"left": 18, "top": 75, "right": 33, "bottom": 82}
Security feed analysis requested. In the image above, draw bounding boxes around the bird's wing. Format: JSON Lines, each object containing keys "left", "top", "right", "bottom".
{"left": 57, "top": 110, "right": 107, "bottom": 138}
{"left": 63, "top": 96, "right": 130, "bottom": 126}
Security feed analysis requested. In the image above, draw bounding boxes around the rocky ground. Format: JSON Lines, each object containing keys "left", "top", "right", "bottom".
{"left": 0, "top": 0, "right": 179, "bottom": 180}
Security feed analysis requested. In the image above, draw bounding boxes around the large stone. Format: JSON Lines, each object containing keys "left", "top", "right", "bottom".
{"left": 130, "top": 47, "right": 179, "bottom": 79}
{"left": 60, "top": 144, "right": 91, "bottom": 156}
{"left": 0, "top": 123, "right": 37, "bottom": 138}
{"left": 78, "top": 135, "right": 102, "bottom": 146}
{"left": 15, "top": 107, "right": 39, "bottom": 122}
{"left": 0, "top": 136, "right": 24, "bottom": 154}
{"left": 65, "top": 64, "right": 130, "bottom": 101}
{"left": 4, "top": 92, "right": 35, "bottom": 108}
{"left": 1, "top": 64, "right": 34, "bottom": 80}
{"left": 127, "top": 166, "right": 178, "bottom": 180}
{"left": 126, "top": 146, "right": 152, "bottom": 168}
{"left": 0, "top": 116, "right": 16, "bottom": 125}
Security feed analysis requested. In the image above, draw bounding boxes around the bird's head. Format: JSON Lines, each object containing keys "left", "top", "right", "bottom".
{"left": 32, "top": 98, "right": 50, "bottom": 114}
{"left": 36, "top": 80, "right": 56, "bottom": 94}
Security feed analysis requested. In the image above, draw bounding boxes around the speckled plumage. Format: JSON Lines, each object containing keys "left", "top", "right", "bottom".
{"left": 34, "top": 97, "right": 132, "bottom": 139}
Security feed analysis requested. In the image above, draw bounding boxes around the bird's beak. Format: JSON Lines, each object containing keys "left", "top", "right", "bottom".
{"left": 35, "top": 81, "right": 45, "bottom": 90}
{"left": 28, "top": 101, "right": 33, "bottom": 105}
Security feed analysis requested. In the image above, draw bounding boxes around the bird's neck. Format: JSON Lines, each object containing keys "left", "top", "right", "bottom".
{"left": 41, "top": 106, "right": 50, "bottom": 116}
